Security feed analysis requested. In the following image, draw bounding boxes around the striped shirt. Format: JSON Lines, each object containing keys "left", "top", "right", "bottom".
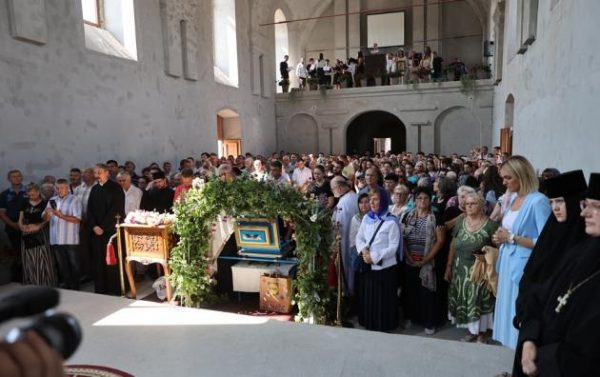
{"left": 46, "top": 193, "right": 82, "bottom": 245}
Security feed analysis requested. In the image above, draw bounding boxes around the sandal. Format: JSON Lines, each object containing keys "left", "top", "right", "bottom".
{"left": 460, "top": 333, "right": 477, "bottom": 342}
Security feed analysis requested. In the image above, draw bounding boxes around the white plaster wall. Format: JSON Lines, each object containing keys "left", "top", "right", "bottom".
{"left": 435, "top": 106, "right": 485, "bottom": 155}
{"left": 441, "top": 1, "right": 483, "bottom": 65}
{"left": 305, "top": 3, "right": 336, "bottom": 61}
{"left": 492, "top": 0, "right": 600, "bottom": 175}
{"left": 302, "top": 0, "right": 482, "bottom": 66}
{"left": 275, "top": 81, "right": 494, "bottom": 155}
{"left": 0, "top": 0, "right": 276, "bottom": 182}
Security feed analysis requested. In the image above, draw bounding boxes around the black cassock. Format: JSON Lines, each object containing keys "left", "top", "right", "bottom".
{"left": 87, "top": 180, "right": 125, "bottom": 295}
{"left": 515, "top": 195, "right": 586, "bottom": 327}
{"left": 141, "top": 187, "right": 174, "bottom": 213}
{"left": 514, "top": 236, "right": 600, "bottom": 377}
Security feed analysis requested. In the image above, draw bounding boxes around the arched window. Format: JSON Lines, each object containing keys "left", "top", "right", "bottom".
{"left": 505, "top": 94, "right": 515, "bottom": 129}
{"left": 81, "top": 0, "right": 138, "bottom": 60}
{"left": 274, "top": 9, "right": 289, "bottom": 93}
{"left": 213, "top": 0, "right": 239, "bottom": 87}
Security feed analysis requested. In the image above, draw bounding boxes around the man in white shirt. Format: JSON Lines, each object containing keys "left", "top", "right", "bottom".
{"left": 296, "top": 57, "right": 307, "bottom": 89}
{"left": 292, "top": 159, "right": 312, "bottom": 192}
{"left": 44, "top": 179, "right": 82, "bottom": 290}
{"left": 331, "top": 176, "right": 358, "bottom": 296}
{"left": 75, "top": 167, "right": 95, "bottom": 283}
{"left": 75, "top": 168, "right": 95, "bottom": 219}
{"left": 117, "top": 172, "right": 142, "bottom": 215}
{"left": 268, "top": 161, "right": 290, "bottom": 186}
{"left": 69, "top": 168, "right": 82, "bottom": 194}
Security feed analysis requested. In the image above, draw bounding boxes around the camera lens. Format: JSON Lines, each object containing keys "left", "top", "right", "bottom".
{"left": 6, "top": 312, "right": 82, "bottom": 359}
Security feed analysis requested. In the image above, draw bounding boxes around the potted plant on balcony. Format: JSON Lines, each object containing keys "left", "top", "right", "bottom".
{"left": 469, "top": 64, "right": 491, "bottom": 80}
{"left": 460, "top": 74, "right": 477, "bottom": 96}
{"left": 278, "top": 79, "right": 290, "bottom": 93}
{"left": 288, "top": 87, "right": 303, "bottom": 100}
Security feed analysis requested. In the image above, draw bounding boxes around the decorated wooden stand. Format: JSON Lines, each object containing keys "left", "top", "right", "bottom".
{"left": 117, "top": 223, "right": 174, "bottom": 301}
{"left": 218, "top": 218, "right": 296, "bottom": 312}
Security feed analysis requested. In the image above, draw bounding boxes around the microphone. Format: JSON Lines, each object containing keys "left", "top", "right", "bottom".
{"left": 0, "top": 287, "right": 59, "bottom": 322}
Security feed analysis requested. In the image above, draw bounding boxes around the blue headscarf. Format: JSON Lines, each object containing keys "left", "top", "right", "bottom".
{"left": 366, "top": 186, "right": 392, "bottom": 221}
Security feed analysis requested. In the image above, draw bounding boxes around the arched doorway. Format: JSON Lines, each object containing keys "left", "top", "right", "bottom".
{"left": 501, "top": 94, "right": 514, "bottom": 154}
{"left": 274, "top": 9, "right": 289, "bottom": 93}
{"left": 346, "top": 111, "right": 406, "bottom": 155}
{"left": 285, "top": 114, "right": 319, "bottom": 153}
{"left": 217, "top": 108, "right": 241, "bottom": 158}
{"left": 434, "top": 106, "right": 481, "bottom": 155}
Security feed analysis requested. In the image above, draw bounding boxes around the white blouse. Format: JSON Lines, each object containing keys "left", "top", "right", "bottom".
{"left": 355, "top": 216, "right": 400, "bottom": 270}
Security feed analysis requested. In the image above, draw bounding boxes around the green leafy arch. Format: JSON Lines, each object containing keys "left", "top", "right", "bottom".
{"left": 169, "top": 176, "right": 333, "bottom": 323}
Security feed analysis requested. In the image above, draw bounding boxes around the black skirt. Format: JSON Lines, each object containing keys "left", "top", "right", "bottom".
{"left": 402, "top": 264, "right": 437, "bottom": 329}
{"left": 358, "top": 264, "right": 399, "bottom": 332}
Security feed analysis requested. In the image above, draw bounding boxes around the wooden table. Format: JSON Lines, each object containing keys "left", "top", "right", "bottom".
{"left": 119, "top": 223, "right": 174, "bottom": 301}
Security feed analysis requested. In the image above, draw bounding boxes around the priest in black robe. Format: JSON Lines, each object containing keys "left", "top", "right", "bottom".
{"left": 141, "top": 171, "right": 174, "bottom": 213}
{"left": 515, "top": 173, "right": 600, "bottom": 377}
{"left": 87, "top": 163, "right": 125, "bottom": 295}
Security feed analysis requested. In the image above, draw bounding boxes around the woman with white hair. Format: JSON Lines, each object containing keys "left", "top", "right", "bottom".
{"left": 444, "top": 185, "right": 476, "bottom": 230}
{"left": 445, "top": 192, "right": 498, "bottom": 342}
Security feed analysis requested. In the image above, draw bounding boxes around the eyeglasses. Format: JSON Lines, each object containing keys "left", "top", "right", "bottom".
{"left": 581, "top": 200, "right": 600, "bottom": 215}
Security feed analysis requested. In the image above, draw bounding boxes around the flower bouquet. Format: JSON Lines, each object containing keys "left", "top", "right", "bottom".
{"left": 124, "top": 210, "right": 176, "bottom": 227}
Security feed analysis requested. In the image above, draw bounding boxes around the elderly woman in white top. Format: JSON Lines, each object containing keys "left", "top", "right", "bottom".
{"left": 355, "top": 187, "right": 401, "bottom": 332}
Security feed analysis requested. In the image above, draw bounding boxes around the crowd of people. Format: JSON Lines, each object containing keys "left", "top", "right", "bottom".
{"left": 1, "top": 147, "right": 598, "bottom": 375}
{"left": 283, "top": 44, "right": 473, "bottom": 91}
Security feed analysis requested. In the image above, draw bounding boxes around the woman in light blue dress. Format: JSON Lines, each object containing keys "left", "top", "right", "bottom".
{"left": 492, "top": 156, "right": 551, "bottom": 349}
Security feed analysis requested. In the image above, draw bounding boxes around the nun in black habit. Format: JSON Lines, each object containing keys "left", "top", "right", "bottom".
{"left": 514, "top": 170, "right": 588, "bottom": 328}
{"left": 514, "top": 173, "right": 600, "bottom": 377}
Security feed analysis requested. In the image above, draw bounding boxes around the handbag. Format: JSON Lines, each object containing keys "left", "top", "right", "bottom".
{"left": 352, "top": 220, "right": 385, "bottom": 273}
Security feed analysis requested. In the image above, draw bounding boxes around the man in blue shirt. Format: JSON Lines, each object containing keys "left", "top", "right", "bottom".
{"left": 0, "top": 170, "right": 26, "bottom": 252}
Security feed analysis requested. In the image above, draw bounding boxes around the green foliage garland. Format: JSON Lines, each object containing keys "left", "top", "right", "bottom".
{"left": 170, "top": 175, "right": 333, "bottom": 323}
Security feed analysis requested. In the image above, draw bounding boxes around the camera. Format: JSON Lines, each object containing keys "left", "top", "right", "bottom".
{"left": 1, "top": 287, "right": 82, "bottom": 359}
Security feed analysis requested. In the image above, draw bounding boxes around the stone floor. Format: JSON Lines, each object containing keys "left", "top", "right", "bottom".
{"left": 0, "top": 284, "right": 515, "bottom": 377}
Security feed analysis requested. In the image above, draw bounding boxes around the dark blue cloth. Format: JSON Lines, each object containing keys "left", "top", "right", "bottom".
{"left": 0, "top": 186, "right": 27, "bottom": 221}
{"left": 366, "top": 186, "right": 392, "bottom": 220}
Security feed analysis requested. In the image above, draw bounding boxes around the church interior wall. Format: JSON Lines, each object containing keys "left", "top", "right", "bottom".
{"left": 492, "top": 0, "right": 600, "bottom": 175}
{"left": 440, "top": 1, "right": 483, "bottom": 65}
{"left": 0, "top": 0, "right": 277, "bottom": 181}
{"left": 302, "top": 0, "right": 484, "bottom": 72}
{"left": 304, "top": 3, "right": 336, "bottom": 64}
{"left": 275, "top": 81, "right": 494, "bottom": 155}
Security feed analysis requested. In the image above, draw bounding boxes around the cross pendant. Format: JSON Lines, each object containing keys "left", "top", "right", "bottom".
{"left": 555, "top": 290, "right": 571, "bottom": 313}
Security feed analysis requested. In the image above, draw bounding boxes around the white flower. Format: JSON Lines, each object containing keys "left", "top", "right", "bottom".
{"left": 310, "top": 214, "right": 318, "bottom": 222}
{"left": 192, "top": 177, "right": 205, "bottom": 189}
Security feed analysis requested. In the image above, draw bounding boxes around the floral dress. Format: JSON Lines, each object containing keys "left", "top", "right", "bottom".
{"left": 448, "top": 217, "right": 498, "bottom": 326}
